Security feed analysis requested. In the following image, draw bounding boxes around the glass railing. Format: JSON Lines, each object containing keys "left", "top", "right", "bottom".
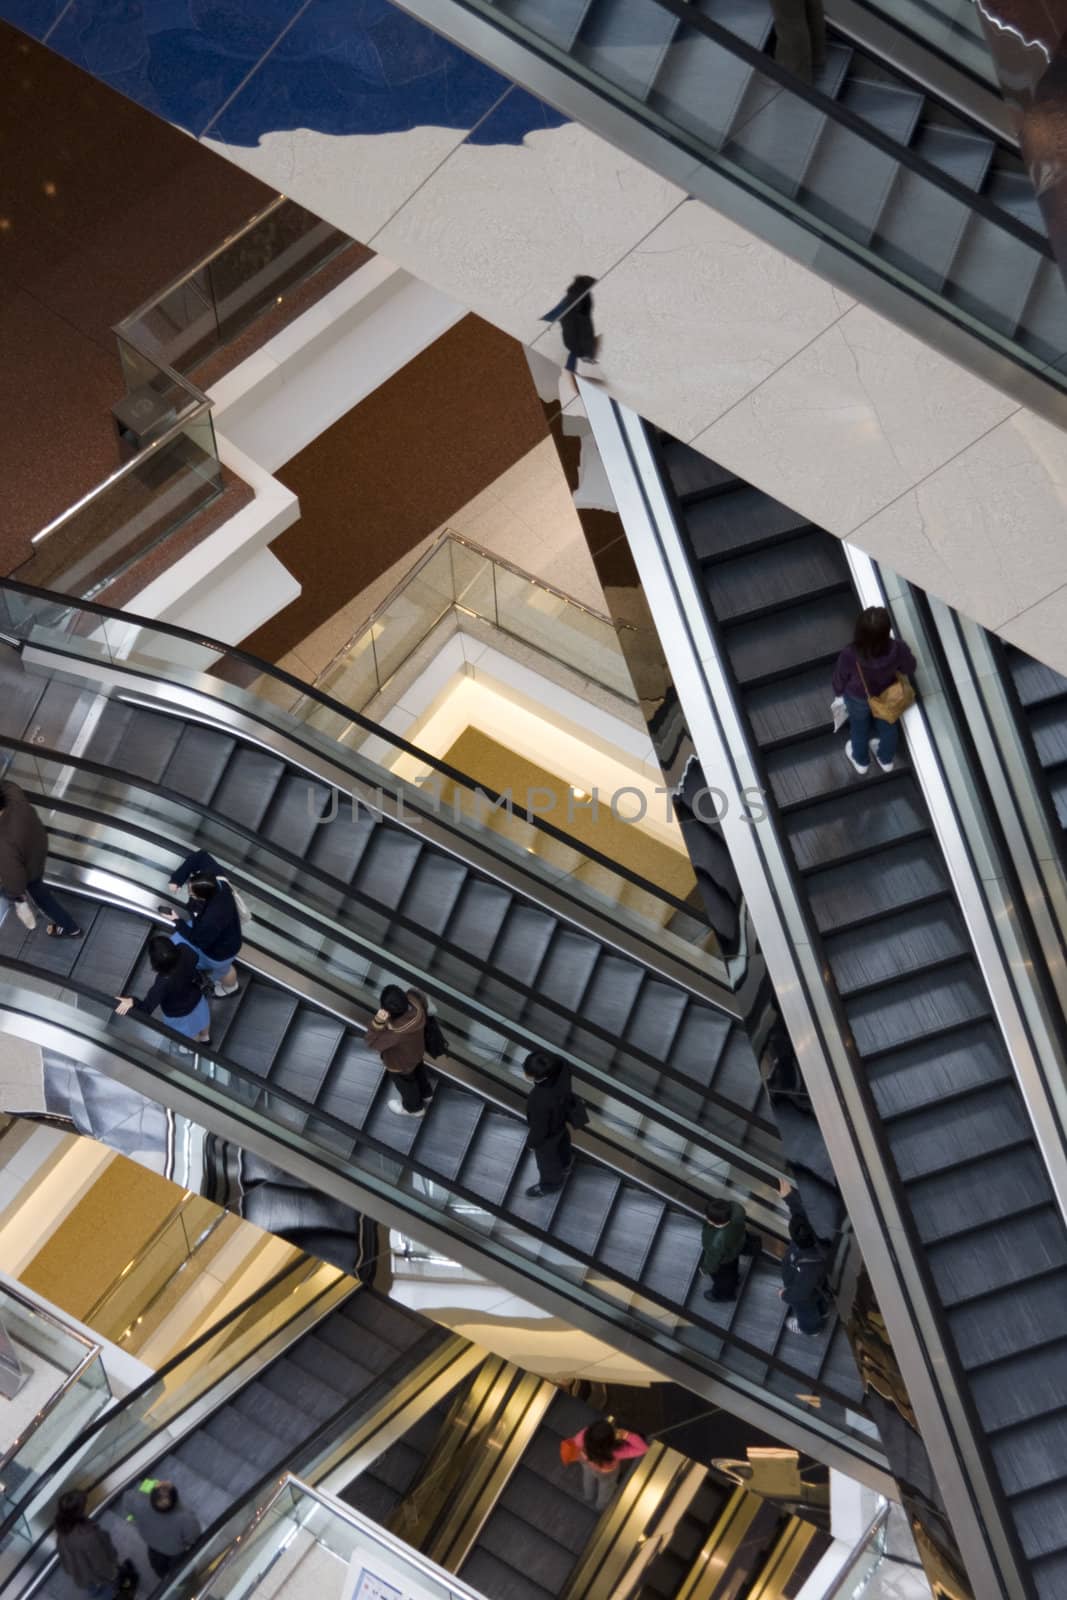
{"left": 461, "top": 0, "right": 1067, "bottom": 392}
{"left": 824, "top": 1504, "right": 890, "bottom": 1597}
{"left": 5, "top": 742, "right": 781, "bottom": 1192}
{"left": 168, "top": 1476, "right": 480, "bottom": 1600}
{"left": 0, "top": 1259, "right": 345, "bottom": 1582}
{"left": 115, "top": 197, "right": 354, "bottom": 381}
{"left": 308, "top": 531, "right": 638, "bottom": 710}
{"left": 0, "top": 578, "right": 729, "bottom": 988}
{"left": 0, "top": 1287, "right": 110, "bottom": 1529}
{"left": 81, "top": 1199, "right": 232, "bottom": 1353}
{"left": 0, "top": 981, "right": 879, "bottom": 1468}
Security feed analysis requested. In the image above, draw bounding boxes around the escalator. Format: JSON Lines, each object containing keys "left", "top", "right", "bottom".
{"left": 1002, "top": 648, "right": 1067, "bottom": 843}
{"left": 0, "top": 611, "right": 772, "bottom": 1159}
{"left": 0, "top": 868, "right": 868, "bottom": 1463}
{"left": 414, "top": 0, "right": 1067, "bottom": 388}
{"left": 334, "top": 1358, "right": 829, "bottom": 1600}
{"left": 636, "top": 428, "right": 1067, "bottom": 1596}
{"left": 39, "top": 1290, "right": 448, "bottom": 1600}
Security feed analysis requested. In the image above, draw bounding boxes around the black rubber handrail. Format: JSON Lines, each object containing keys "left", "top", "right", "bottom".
{"left": 6, "top": 732, "right": 768, "bottom": 1126}
{"left": 33, "top": 798, "right": 781, "bottom": 1183}
{"left": 0, "top": 579, "right": 703, "bottom": 922}
{"left": 0, "top": 954, "right": 863, "bottom": 1416}
{"left": 0, "top": 1257, "right": 330, "bottom": 1543}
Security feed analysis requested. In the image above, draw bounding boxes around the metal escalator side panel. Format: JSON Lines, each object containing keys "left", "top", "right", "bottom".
{"left": 677, "top": 1486, "right": 777, "bottom": 1600}
{"left": 744, "top": 1514, "right": 827, "bottom": 1598}
{"left": 581, "top": 385, "right": 1024, "bottom": 1599}
{"left": 424, "top": 1369, "right": 558, "bottom": 1570}
{"left": 562, "top": 1448, "right": 701, "bottom": 1600}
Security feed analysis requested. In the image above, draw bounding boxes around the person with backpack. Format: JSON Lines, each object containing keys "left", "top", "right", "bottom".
{"left": 114, "top": 935, "right": 210, "bottom": 1044}
{"left": 55, "top": 1490, "right": 130, "bottom": 1599}
{"left": 562, "top": 1419, "right": 648, "bottom": 1509}
{"left": 366, "top": 984, "right": 435, "bottom": 1116}
{"left": 0, "top": 781, "right": 82, "bottom": 938}
{"left": 832, "top": 606, "right": 916, "bottom": 777}
{"left": 700, "top": 1196, "right": 750, "bottom": 1302}
{"left": 129, "top": 1480, "right": 201, "bottom": 1579}
{"left": 164, "top": 850, "right": 242, "bottom": 998}
{"left": 779, "top": 1214, "right": 831, "bottom": 1335}
{"left": 522, "top": 1049, "right": 586, "bottom": 1197}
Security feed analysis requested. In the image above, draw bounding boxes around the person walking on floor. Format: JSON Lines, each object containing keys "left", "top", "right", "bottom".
{"left": 129, "top": 1481, "right": 201, "bottom": 1579}
{"left": 114, "top": 935, "right": 211, "bottom": 1046}
{"left": 165, "top": 850, "right": 242, "bottom": 998}
{"left": 0, "top": 780, "right": 81, "bottom": 939}
{"left": 700, "top": 1195, "right": 750, "bottom": 1302}
{"left": 832, "top": 606, "right": 917, "bottom": 778}
{"left": 542, "top": 275, "right": 599, "bottom": 374}
{"left": 522, "top": 1049, "right": 586, "bottom": 1197}
{"left": 779, "top": 1214, "right": 831, "bottom": 1335}
{"left": 770, "top": 0, "right": 826, "bottom": 83}
{"left": 55, "top": 1490, "right": 128, "bottom": 1599}
{"left": 366, "top": 983, "right": 435, "bottom": 1117}
{"left": 564, "top": 1419, "right": 648, "bottom": 1510}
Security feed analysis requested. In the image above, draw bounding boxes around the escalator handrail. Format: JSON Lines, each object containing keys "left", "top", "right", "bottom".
{"left": 0, "top": 578, "right": 703, "bottom": 924}
{"left": 35, "top": 811, "right": 785, "bottom": 1193}
{"left": 0, "top": 1256, "right": 331, "bottom": 1545}
{"left": 7, "top": 730, "right": 770, "bottom": 1126}
{"left": 0, "top": 953, "right": 866, "bottom": 1417}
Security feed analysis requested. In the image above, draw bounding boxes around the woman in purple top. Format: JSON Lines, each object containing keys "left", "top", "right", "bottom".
{"left": 832, "top": 607, "right": 917, "bottom": 776}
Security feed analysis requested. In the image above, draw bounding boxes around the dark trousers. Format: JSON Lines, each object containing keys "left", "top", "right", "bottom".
{"left": 791, "top": 1293, "right": 829, "bottom": 1333}
{"left": 26, "top": 877, "right": 79, "bottom": 933}
{"left": 148, "top": 1550, "right": 178, "bottom": 1580}
{"left": 770, "top": 0, "right": 826, "bottom": 81}
{"left": 393, "top": 1062, "right": 434, "bottom": 1111}
{"left": 533, "top": 1128, "right": 573, "bottom": 1191}
{"left": 707, "top": 1255, "right": 741, "bottom": 1301}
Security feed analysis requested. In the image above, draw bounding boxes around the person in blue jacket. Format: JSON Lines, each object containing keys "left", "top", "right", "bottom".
{"left": 164, "top": 851, "right": 241, "bottom": 998}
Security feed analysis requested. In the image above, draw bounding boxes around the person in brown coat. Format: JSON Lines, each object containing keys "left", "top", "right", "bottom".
{"left": 365, "top": 983, "right": 435, "bottom": 1116}
{"left": 0, "top": 781, "right": 81, "bottom": 938}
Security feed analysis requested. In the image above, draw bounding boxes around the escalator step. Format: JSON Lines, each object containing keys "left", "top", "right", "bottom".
{"left": 287, "top": 1333, "right": 375, "bottom": 1396}
{"left": 232, "top": 1382, "right": 312, "bottom": 1444}
{"left": 726, "top": 51, "right": 844, "bottom": 195}
{"left": 72, "top": 905, "right": 148, "bottom": 994}
{"left": 577, "top": 0, "right": 680, "bottom": 100}
{"left": 949, "top": 1271, "right": 1067, "bottom": 1371}
{"left": 887, "top": 1085, "right": 1032, "bottom": 1182}
{"left": 786, "top": 780, "right": 927, "bottom": 871}
{"left": 175, "top": 1429, "right": 262, "bottom": 1499}
{"left": 532, "top": 926, "right": 601, "bottom": 1011}
{"left": 948, "top": 213, "right": 1043, "bottom": 336}
{"left": 805, "top": 836, "right": 947, "bottom": 933}
{"left": 916, "top": 121, "right": 993, "bottom": 189}
{"left": 316, "top": 1036, "right": 383, "bottom": 1129}
{"left": 766, "top": 729, "right": 885, "bottom": 809}
{"left": 840, "top": 74, "right": 923, "bottom": 143}
{"left": 640, "top": 1209, "right": 702, "bottom": 1303}
{"left": 867, "top": 1023, "right": 1010, "bottom": 1120}
{"left": 744, "top": 663, "right": 837, "bottom": 748}
{"left": 971, "top": 1340, "right": 1067, "bottom": 1433}
{"left": 444, "top": 877, "right": 514, "bottom": 962}
{"left": 499, "top": 0, "right": 591, "bottom": 50}
{"left": 460, "top": 1547, "right": 555, "bottom": 1600}
{"left": 223, "top": 985, "right": 300, "bottom": 1076}
{"left": 801, "top": 118, "right": 900, "bottom": 243}
{"left": 354, "top": 827, "right": 423, "bottom": 906}
{"left": 552, "top": 1164, "right": 622, "bottom": 1253}
{"left": 260, "top": 1356, "right": 348, "bottom": 1422}
{"left": 508, "top": 1438, "right": 599, "bottom": 1542}
{"left": 649, "top": 23, "right": 755, "bottom": 155}
{"left": 598, "top": 1187, "right": 666, "bottom": 1278}
{"left": 416, "top": 1083, "right": 485, "bottom": 1181}
{"left": 725, "top": 587, "right": 854, "bottom": 684}
{"left": 928, "top": 1207, "right": 1067, "bottom": 1308}
{"left": 658, "top": 435, "right": 738, "bottom": 499}
{"left": 581, "top": 953, "right": 645, "bottom": 1034}
{"left": 459, "top": 1109, "right": 528, "bottom": 1205}
{"left": 1015, "top": 1491, "right": 1067, "bottom": 1573}
{"left": 704, "top": 530, "right": 848, "bottom": 623}
{"left": 399, "top": 850, "right": 469, "bottom": 934}
{"left": 488, "top": 903, "right": 557, "bottom": 986}
{"left": 162, "top": 721, "right": 236, "bottom": 805}
{"left": 668, "top": 1002, "right": 732, "bottom": 1086}
{"left": 1008, "top": 648, "right": 1067, "bottom": 709}
{"left": 271, "top": 1008, "right": 345, "bottom": 1102}
{"left": 1026, "top": 698, "right": 1067, "bottom": 770}
{"left": 306, "top": 806, "right": 377, "bottom": 882}
{"left": 824, "top": 899, "right": 967, "bottom": 994}
{"left": 480, "top": 1503, "right": 583, "bottom": 1592}
{"left": 986, "top": 165, "right": 1047, "bottom": 234}
{"left": 212, "top": 746, "right": 287, "bottom": 832}
{"left": 261, "top": 771, "right": 334, "bottom": 859}
{"left": 624, "top": 977, "right": 689, "bottom": 1061}
{"left": 848, "top": 962, "right": 989, "bottom": 1057}
{"left": 688, "top": 484, "right": 808, "bottom": 562}
{"left": 908, "top": 1147, "right": 1053, "bottom": 1245}
{"left": 202, "top": 1406, "right": 282, "bottom": 1468}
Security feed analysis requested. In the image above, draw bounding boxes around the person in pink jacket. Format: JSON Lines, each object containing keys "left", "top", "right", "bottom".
{"left": 567, "top": 1420, "right": 648, "bottom": 1509}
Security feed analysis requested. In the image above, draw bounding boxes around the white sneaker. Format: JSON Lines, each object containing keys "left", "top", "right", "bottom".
{"left": 388, "top": 1097, "right": 425, "bottom": 1117}
{"left": 844, "top": 743, "right": 869, "bottom": 777}
{"left": 14, "top": 901, "right": 36, "bottom": 931}
{"left": 874, "top": 748, "right": 895, "bottom": 773}
{"left": 213, "top": 980, "right": 239, "bottom": 998}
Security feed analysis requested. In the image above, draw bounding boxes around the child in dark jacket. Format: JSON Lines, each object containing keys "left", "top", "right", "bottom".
{"left": 701, "top": 1197, "right": 749, "bottom": 1302}
{"left": 779, "top": 1215, "right": 830, "bottom": 1334}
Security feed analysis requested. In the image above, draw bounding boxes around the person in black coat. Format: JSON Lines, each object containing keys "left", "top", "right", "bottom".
{"left": 542, "top": 275, "right": 598, "bottom": 374}
{"left": 115, "top": 935, "right": 211, "bottom": 1043}
{"left": 523, "top": 1050, "right": 578, "bottom": 1197}
{"left": 779, "top": 1214, "right": 830, "bottom": 1335}
{"left": 165, "top": 850, "right": 241, "bottom": 998}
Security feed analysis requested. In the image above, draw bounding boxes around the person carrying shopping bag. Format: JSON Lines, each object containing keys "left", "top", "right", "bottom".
{"left": 832, "top": 606, "right": 916, "bottom": 777}
{"left": 561, "top": 1419, "right": 648, "bottom": 1509}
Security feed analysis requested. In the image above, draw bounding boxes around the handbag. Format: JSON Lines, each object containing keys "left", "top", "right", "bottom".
{"left": 566, "top": 1093, "right": 590, "bottom": 1131}
{"left": 560, "top": 1437, "right": 581, "bottom": 1466}
{"left": 856, "top": 659, "right": 915, "bottom": 726}
{"left": 218, "top": 876, "right": 252, "bottom": 926}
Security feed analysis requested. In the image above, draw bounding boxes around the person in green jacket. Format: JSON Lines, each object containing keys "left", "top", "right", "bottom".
{"left": 701, "top": 1197, "right": 749, "bottom": 1302}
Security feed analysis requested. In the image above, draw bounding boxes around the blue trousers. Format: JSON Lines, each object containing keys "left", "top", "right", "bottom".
{"left": 845, "top": 695, "right": 899, "bottom": 767}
